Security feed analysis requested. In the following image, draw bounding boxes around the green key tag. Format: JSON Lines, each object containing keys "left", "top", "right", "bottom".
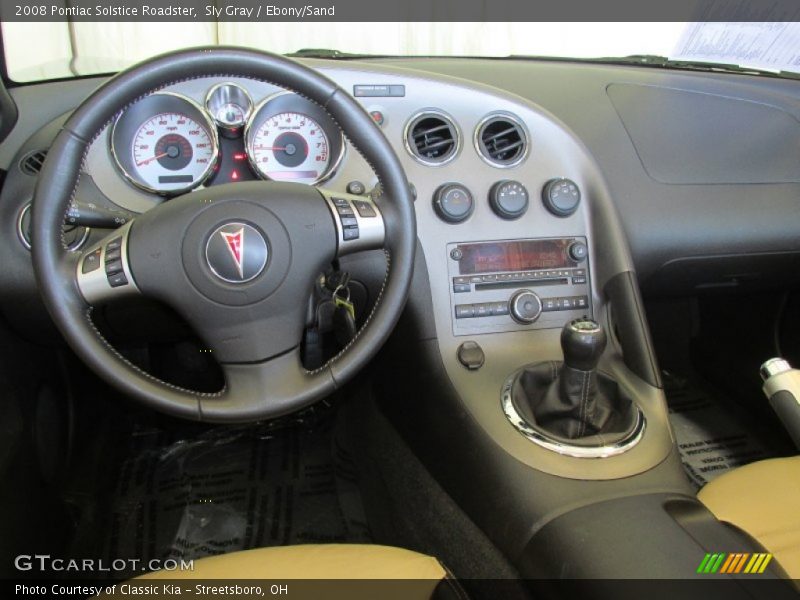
{"left": 333, "top": 285, "right": 355, "bottom": 319}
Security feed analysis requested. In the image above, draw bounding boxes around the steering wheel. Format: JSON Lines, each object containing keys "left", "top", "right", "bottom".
{"left": 31, "top": 48, "right": 416, "bottom": 423}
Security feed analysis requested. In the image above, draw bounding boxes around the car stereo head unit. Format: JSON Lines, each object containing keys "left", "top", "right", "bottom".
{"left": 447, "top": 237, "right": 592, "bottom": 336}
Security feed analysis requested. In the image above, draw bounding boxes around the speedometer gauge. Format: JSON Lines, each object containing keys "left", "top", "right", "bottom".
{"left": 245, "top": 92, "right": 345, "bottom": 186}
{"left": 131, "top": 113, "right": 215, "bottom": 191}
{"left": 248, "top": 112, "right": 329, "bottom": 184}
{"left": 111, "top": 93, "right": 218, "bottom": 195}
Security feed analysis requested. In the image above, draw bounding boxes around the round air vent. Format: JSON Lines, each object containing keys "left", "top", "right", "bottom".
{"left": 475, "top": 114, "right": 528, "bottom": 167}
{"left": 19, "top": 149, "right": 48, "bottom": 176}
{"left": 404, "top": 111, "right": 460, "bottom": 166}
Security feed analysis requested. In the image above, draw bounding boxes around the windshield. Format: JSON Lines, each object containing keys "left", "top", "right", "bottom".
{"left": 3, "top": 21, "right": 799, "bottom": 83}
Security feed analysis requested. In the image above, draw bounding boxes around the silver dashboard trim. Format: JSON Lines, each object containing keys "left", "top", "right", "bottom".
{"left": 500, "top": 375, "right": 646, "bottom": 459}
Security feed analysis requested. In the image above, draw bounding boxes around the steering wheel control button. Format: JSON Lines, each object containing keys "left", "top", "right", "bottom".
{"left": 107, "top": 272, "right": 129, "bottom": 288}
{"left": 352, "top": 200, "right": 377, "bottom": 218}
{"left": 104, "top": 247, "right": 122, "bottom": 262}
{"left": 331, "top": 198, "right": 362, "bottom": 240}
{"left": 457, "top": 341, "right": 485, "bottom": 371}
{"left": 509, "top": 290, "right": 543, "bottom": 324}
{"left": 205, "top": 222, "right": 269, "bottom": 284}
{"left": 568, "top": 241, "right": 589, "bottom": 262}
{"left": 82, "top": 249, "right": 102, "bottom": 274}
{"left": 433, "top": 183, "right": 474, "bottom": 223}
{"left": 489, "top": 180, "right": 529, "bottom": 220}
{"left": 346, "top": 181, "right": 366, "bottom": 195}
{"left": 105, "top": 260, "right": 124, "bottom": 276}
{"left": 543, "top": 178, "right": 581, "bottom": 217}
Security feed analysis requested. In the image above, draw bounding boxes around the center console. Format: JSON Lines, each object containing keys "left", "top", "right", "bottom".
{"left": 329, "top": 65, "right": 791, "bottom": 591}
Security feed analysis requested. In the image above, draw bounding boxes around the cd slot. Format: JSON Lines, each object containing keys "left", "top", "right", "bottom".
{"left": 475, "top": 277, "right": 569, "bottom": 291}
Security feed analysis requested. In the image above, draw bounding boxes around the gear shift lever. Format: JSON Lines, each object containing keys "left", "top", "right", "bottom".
{"left": 561, "top": 318, "right": 607, "bottom": 371}
{"left": 509, "top": 317, "right": 639, "bottom": 441}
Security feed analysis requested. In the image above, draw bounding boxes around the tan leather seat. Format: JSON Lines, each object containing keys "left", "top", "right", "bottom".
{"left": 698, "top": 455, "right": 800, "bottom": 579}
{"left": 116, "top": 544, "right": 460, "bottom": 600}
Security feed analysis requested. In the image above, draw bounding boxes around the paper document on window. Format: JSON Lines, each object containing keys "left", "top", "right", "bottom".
{"left": 671, "top": 22, "right": 800, "bottom": 73}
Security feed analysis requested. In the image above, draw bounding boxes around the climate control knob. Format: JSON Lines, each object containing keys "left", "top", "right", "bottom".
{"left": 489, "top": 180, "right": 529, "bottom": 220}
{"left": 433, "top": 183, "right": 474, "bottom": 223}
{"left": 542, "top": 178, "right": 581, "bottom": 217}
{"left": 509, "top": 290, "right": 543, "bottom": 324}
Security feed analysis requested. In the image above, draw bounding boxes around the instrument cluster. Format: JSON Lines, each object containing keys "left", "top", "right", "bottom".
{"left": 109, "top": 82, "right": 345, "bottom": 195}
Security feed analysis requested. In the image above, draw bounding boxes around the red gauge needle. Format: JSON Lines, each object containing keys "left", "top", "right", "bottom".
{"left": 136, "top": 152, "right": 169, "bottom": 167}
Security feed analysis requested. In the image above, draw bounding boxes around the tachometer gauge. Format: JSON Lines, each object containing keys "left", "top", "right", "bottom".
{"left": 111, "top": 93, "right": 218, "bottom": 195}
{"left": 248, "top": 112, "right": 329, "bottom": 184}
{"left": 245, "top": 93, "right": 345, "bottom": 185}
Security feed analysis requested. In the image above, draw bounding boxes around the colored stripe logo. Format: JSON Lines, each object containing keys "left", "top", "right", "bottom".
{"left": 697, "top": 553, "right": 772, "bottom": 574}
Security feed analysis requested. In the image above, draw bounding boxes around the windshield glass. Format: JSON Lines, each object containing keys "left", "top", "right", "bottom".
{"left": 3, "top": 22, "right": 799, "bottom": 83}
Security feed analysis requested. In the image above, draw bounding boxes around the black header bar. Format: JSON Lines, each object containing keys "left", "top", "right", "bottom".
{"left": 2, "top": 0, "right": 800, "bottom": 23}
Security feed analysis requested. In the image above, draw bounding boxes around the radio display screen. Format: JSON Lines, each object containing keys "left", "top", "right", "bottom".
{"left": 456, "top": 239, "right": 578, "bottom": 274}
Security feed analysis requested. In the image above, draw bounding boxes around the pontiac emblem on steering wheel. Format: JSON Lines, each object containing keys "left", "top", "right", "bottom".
{"left": 205, "top": 222, "right": 268, "bottom": 283}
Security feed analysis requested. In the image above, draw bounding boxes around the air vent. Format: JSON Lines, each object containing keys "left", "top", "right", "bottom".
{"left": 405, "top": 112, "right": 459, "bottom": 166}
{"left": 19, "top": 149, "right": 48, "bottom": 176}
{"left": 476, "top": 115, "right": 528, "bottom": 167}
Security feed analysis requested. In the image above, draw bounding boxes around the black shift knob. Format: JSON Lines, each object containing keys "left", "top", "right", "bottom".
{"left": 561, "top": 318, "right": 606, "bottom": 371}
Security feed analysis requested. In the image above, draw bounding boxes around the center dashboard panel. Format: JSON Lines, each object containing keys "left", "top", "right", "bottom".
{"left": 8, "top": 63, "right": 600, "bottom": 373}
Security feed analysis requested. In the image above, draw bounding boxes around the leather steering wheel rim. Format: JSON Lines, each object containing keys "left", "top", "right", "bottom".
{"left": 31, "top": 47, "right": 416, "bottom": 423}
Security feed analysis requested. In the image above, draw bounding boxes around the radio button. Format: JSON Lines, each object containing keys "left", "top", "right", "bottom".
{"left": 576, "top": 296, "right": 589, "bottom": 309}
{"left": 453, "top": 276, "right": 470, "bottom": 285}
{"left": 542, "top": 298, "right": 558, "bottom": 312}
{"left": 453, "top": 283, "right": 471, "bottom": 293}
{"left": 455, "top": 304, "right": 475, "bottom": 319}
{"left": 469, "top": 276, "right": 483, "bottom": 284}
{"left": 475, "top": 303, "right": 491, "bottom": 318}
{"left": 491, "top": 302, "right": 509, "bottom": 316}
{"left": 568, "top": 241, "right": 588, "bottom": 262}
{"left": 572, "top": 276, "right": 587, "bottom": 285}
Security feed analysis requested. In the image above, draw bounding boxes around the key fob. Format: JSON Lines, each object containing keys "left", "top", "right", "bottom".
{"left": 333, "top": 304, "right": 357, "bottom": 346}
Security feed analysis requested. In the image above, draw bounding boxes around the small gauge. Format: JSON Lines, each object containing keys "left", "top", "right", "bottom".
{"left": 205, "top": 83, "right": 253, "bottom": 135}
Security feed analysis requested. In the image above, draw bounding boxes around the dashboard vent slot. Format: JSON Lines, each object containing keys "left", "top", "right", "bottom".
{"left": 477, "top": 115, "right": 528, "bottom": 167}
{"left": 20, "top": 149, "right": 48, "bottom": 176}
{"left": 406, "top": 112, "right": 459, "bottom": 165}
